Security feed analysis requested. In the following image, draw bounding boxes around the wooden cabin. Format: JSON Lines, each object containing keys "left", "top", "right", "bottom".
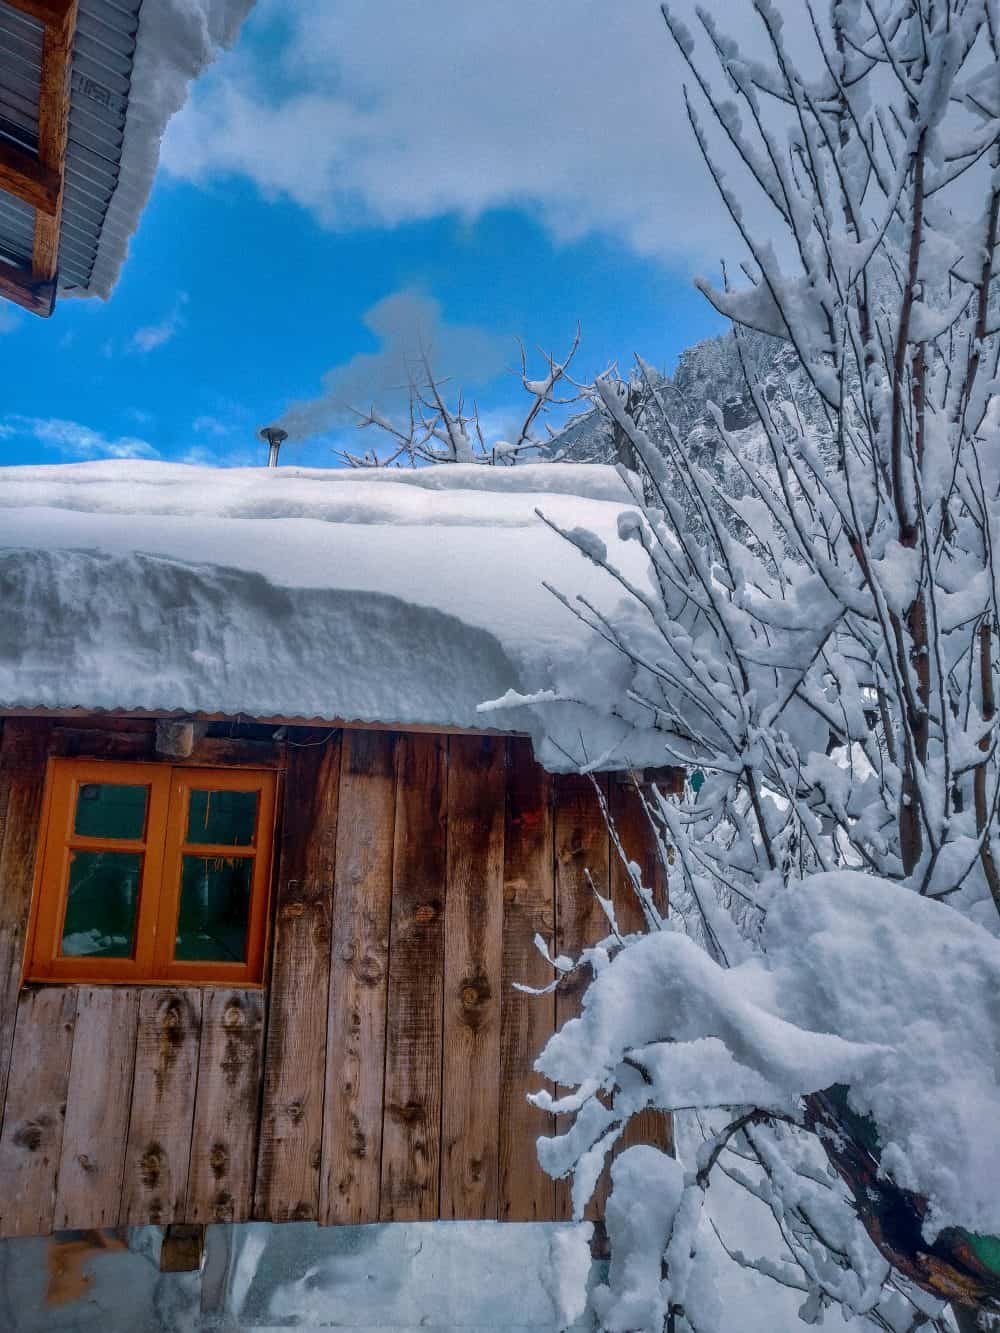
{"left": 0, "top": 461, "right": 676, "bottom": 1253}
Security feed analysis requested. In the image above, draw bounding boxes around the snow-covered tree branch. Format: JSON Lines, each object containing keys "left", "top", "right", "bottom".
{"left": 340, "top": 332, "right": 583, "bottom": 466}
{"left": 523, "top": 2, "right": 1000, "bottom": 1329}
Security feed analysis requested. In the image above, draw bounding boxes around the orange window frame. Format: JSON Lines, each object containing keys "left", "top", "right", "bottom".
{"left": 25, "top": 759, "right": 277, "bottom": 986}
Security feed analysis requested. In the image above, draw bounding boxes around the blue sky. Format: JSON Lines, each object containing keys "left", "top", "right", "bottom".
{"left": 0, "top": 0, "right": 753, "bottom": 469}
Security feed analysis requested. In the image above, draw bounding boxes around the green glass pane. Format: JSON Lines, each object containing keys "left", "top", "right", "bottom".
{"left": 61, "top": 850, "right": 141, "bottom": 957}
{"left": 187, "top": 790, "right": 258, "bottom": 846}
{"left": 74, "top": 783, "right": 148, "bottom": 840}
{"left": 175, "top": 855, "right": 253, "bottom": 962}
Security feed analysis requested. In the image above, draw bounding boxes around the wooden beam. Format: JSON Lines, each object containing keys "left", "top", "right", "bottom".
{"left": 0, "top": 707, "right": 523, "bottom": 739}
{"left": 31, "top": 0, "right": 77, "bottom": 289}
{"left": 0, "top": 141, "right": 60, "bottom": 216}
{"left": 159, "top": 1224, "right": 205, "bottom": 1273}
{"left": 2, "top": 0, "right": 74, "bottom": 25}
{"left": 0, "top": 263, "right": 55, "bottom": 317}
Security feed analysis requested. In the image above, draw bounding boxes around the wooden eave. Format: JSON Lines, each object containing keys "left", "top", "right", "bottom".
{"left": 0, "top": 706, "right": 524, "bottom": 740}
{"left": 0, "top": 0, "right": 77, "bottom": 318}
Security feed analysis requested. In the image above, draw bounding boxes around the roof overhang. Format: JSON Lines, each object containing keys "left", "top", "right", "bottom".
{"left": 0, "top": 0, "right": 253, "bottom": 318}
{"left": 0, "top": 0, "right": 76, "bottom": 316}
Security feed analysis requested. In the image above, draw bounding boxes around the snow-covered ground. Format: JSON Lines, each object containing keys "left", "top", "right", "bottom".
{"left": 0, "top": 1216, "right": 872, "bottom": 1332}
{"left": 0, "top": 460, "right": 664, "bottom": 771}
{"left": 0, "top": 1222, "right": 592, "bottom": 1333}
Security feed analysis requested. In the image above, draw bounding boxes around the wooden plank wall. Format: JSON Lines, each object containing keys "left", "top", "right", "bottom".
{"left": 0, "top": 719, "right": 675, "bottom": 1238}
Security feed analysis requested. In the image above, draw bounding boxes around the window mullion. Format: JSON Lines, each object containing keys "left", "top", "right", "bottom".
{"left": 136, "top": 767, "right": 175, "bottom": 979}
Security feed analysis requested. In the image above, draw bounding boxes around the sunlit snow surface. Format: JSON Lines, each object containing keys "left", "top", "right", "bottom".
{"left": 0, "top": 461, "right": 664, "bottom": 771}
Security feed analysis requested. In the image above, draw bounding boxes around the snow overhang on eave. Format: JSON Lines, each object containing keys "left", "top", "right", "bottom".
{"left": 0, "top": 0, "right": 252, "bottom": 318}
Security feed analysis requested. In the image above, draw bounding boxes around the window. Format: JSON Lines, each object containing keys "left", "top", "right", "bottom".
{"left": 26, "top": 760, "right": 277, "bottom": 985}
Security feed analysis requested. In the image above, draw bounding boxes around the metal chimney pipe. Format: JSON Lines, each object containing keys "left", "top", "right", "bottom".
{"left": 259, "top": 425, "right": 288, "bottom": 468}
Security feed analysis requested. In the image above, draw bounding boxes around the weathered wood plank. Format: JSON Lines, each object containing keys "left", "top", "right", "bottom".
{"left": 187, "top": 989, "right": 265, "bottom": 1224}
{"left": 254, "top": 734, "right": 341, "bottom": 1222}
{"left": 379, "top": 732, "right": 447, "bottom": 1221}
{"left": 50, "top": 724, "right": 284, "bottom": 769}
{"left": 320, "top": 729, "right": 397, "bottom": 1225}
{"left": 54, "top": 986, "right": 139, "bottom": 1229}
{"left": 608, "top": 780, "right": 673, "bottom": 1160}
{"left": 119, "top": 989, "right": 202, "bottom": 1226}
{"left": 31, "top": 0, "right": 77, "bottom": 293}
{"left": 0, "top": 138, "right": 60, "bottom": 215}
{"left": 441, "top": 734, "right": 505, "bottom": 1220}
{"left": 4, "top": 0, "right": 74, "bottom": 24}
{"left": 499, "top": 739, "right": 557, "bottom": 1221}
{"left": 0, "top": 263, "right": 55, "bottom": 317}
{"left": 554, "top": 771, "right": 611, "bottom": 1221}
{"left": 51, "top": 726, "right": 155, "bottom": 761}
{"left": 0, "top": 718, "right": 53, "bottom": 1118}
{"left": 0, "top": 986, "right": 77, "bottom": 1237}
{"left": 608, "top": 777, "right": 667, "bottom": 939}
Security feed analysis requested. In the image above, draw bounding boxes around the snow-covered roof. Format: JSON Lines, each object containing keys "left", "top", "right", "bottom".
{"left": 0, "top": 0, "right": 251, "bottom": 312}
{"left": 0, "top": 460, "right": 667, "bottom": 772}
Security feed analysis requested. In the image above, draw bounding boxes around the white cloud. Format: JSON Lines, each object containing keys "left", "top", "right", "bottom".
{"left": 179, "top": 444, "right": 257, "bottom": 466}
{"left": 192, "top": 414, "right": 232, "bottom": 437}
{"left": 0, "top": 307, "right": 22, "bottom": 335}
{"left": 278, "top": 286, "right": 508, "bottom": 440}
{"left": 6, "top": 416, "right": 160, "bottom": 460}
{"left": 162, "top": 0, "right": 817, "bottom": 268}
{"left": 131, "top": 293, "right": 189, "bottom": 353}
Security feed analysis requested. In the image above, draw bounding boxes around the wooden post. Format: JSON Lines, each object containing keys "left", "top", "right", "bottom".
{"left": 440, "top": 734, "right": 505, "bottom": 1220}
{"left": 320, "top": 729, "right": 397, "bottom": 1225}
{"left": 160, "top": 1223, "right": 205, "bottom": 1273}
{"left": 553, "top": 771, "right": 610, "bottom": 1221}
{"left": 498, "top": 739, "right": 557, "bottom": 1221}
{"left": 31, "top": 0, "right": 77, "bottom": 309}
{"left": 0, "top": 719, "right": 53, "bottom": 1118}
{"left": 254, "top": 734, "right": 341, "bottom": 1222}
{"left": 379, "top": 733, "right": 448, "bottom": 1221}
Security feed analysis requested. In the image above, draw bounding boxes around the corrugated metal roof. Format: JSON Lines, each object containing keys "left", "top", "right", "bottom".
{"left": 61, "top": 0, "right": 142, "bottom": 290}
{"left": 0, "top": 189, "right": 35, "bottom": 268}
{"left": 0, "top": 1, "right": 42, "bottom": 155}
{"left": 0, "top": 0, "right": 140, "bottom": 293}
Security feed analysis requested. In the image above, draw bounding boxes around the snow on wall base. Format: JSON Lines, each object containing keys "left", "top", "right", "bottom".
{"left": 0, "top": 1221, "right": 595, "bottom": 1331}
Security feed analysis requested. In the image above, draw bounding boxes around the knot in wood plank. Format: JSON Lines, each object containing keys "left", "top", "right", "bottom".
{"left": 12, "top": 1117, "right": 49, "bottom": 1152}
{"left": 458, "top": 970, "right": 493, "bottom": 1029}
{"left": 140, "top": 1142, "right": 164, "bottom": 1189}
{"left": 222, "top": 1001, "right": 246, "bottom": 1029}
{"left": 209, "top": 1143, "right": 228, "bottom": 1179}
{"left": 388, "top": 1100, "right": 426, "bottom": 1125}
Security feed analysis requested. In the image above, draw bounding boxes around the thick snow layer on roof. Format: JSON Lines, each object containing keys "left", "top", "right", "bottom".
{"left": 82, "top": 0, "right": 255, "bottom": 299}
{"left": 0, "top": 461, "right": 668, "bottom": 771}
